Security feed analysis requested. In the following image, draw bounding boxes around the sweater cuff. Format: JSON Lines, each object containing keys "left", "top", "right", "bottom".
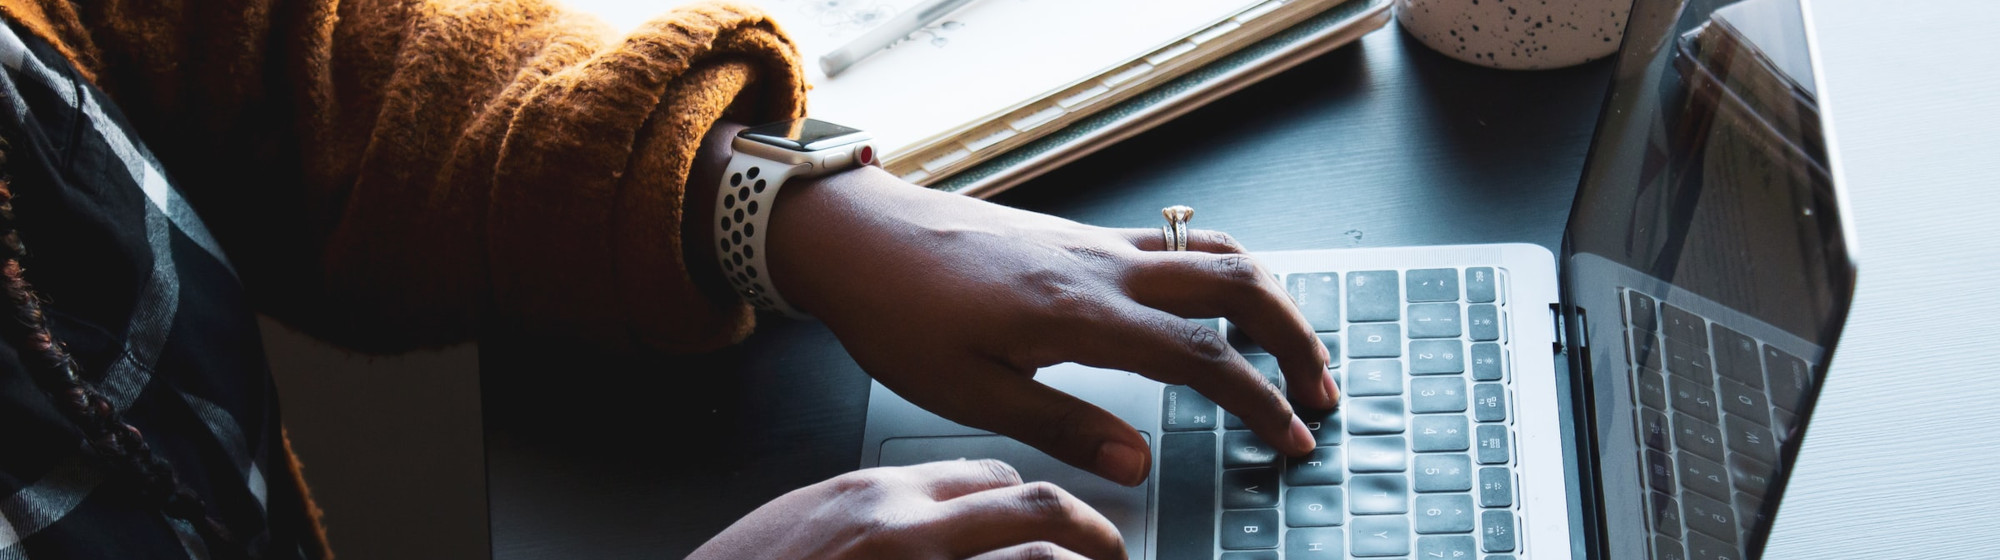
{"left": 487, "top": 2, "right": 806, "bottom": 352}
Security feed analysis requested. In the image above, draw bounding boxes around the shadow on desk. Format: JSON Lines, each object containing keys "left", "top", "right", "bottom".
{"left": 485, "top": 25, "right": 1612, "bottom": 559}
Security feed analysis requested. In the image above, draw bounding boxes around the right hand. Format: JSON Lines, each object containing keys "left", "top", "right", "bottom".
{"left": 688, "top": 460, "right": 1126, "bottom": 560}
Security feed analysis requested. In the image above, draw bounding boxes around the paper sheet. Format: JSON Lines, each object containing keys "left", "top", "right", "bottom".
{"left": 565, "top": 0, "right": 1255, "bottom": 154}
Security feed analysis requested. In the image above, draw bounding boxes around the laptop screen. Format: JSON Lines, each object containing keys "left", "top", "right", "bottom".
{"left": 1560, "top": 0, "right": 1856, "bottom": 558}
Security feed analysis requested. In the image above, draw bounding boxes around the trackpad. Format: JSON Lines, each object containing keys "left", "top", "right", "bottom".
{"left": 879, "top": 435, "right": 1151, "bottom": 559}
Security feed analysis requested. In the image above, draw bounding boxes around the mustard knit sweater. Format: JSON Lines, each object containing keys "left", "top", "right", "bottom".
{"left": 0, "top": 0, "right": 808, "bottom": 354}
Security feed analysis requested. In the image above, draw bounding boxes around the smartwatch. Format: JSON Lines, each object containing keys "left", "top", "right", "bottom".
{"left": 713, "top": 118, "right": 878, "bottom": 319}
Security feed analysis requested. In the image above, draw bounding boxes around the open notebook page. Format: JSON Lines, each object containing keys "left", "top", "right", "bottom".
{"left": 565, "top": 0, "right": 1256, "bottom": 155}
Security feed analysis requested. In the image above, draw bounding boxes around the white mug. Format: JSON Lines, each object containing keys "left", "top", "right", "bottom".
{"left": 1397, "top": 0, "right": 1631, "bottom": 70}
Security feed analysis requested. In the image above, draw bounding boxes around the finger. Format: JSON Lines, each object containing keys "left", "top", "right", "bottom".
{"left": 894, "top": 458, "right": 1026, "bottom": 501}
{"left": 903, "top": 367, "right": 1153, "bottom": 487}
{"left": 1055, "top": 304, "right": 1316, "bottom": 457}
{"left": 966, "top": 542, "right": 1091, "bottom": 560}
{"left": 1120, "top": 227, "right": 1246, "bottom": 254}
{"left": 929, "top": 481, "right": 1125, "bottom": 560}
{"left": 1125, "top": 251, "right": 1339, "bottom": 411}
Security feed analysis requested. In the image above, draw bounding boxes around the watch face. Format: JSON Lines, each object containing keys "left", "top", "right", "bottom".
{"left": 739, "top": 118, "right": 869, "bottom": 151}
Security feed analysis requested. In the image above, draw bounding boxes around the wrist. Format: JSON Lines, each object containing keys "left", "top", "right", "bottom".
{"left": 762, "top": 165, "right": 915, "bottom": 318}
{"left": 683, "top": 121, "right": 748, "bottom": 296}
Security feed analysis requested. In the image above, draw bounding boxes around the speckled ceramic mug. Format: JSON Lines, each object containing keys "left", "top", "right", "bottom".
{"left": 1398, "top": 0, "right": 1631, "bottom": 70}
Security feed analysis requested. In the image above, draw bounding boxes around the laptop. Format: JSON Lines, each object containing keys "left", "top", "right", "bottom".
{"left": 861, "top": 0, "right": 1856, "bottom": 558}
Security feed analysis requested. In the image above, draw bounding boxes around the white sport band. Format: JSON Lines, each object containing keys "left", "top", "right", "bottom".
{"left": 712, "top": 119, "right": 877, "bottom": 320}
{"left": 714, "top": 153, "right": 808, "bottom": 318}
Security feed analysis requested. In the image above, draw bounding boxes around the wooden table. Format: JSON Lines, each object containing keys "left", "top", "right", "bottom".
{"left": 483, "top": 2, "right": 2000, "bottom": 557}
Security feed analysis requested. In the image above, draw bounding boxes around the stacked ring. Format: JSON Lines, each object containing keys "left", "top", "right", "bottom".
{"left": 1160, "top": 205, "right": 1194, "bottom": 251}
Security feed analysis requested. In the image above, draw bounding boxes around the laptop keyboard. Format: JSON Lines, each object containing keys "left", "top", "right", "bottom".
{"left": 1157, "top": 268, "right": 1523, "bottom": 560}
{"left": 1622, "top": 289, "right": 1811, "bottom": 560}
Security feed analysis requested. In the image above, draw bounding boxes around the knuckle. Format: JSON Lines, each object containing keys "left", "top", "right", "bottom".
{"left": 1203, "top": 230, "right": 1247, "bottom": 253}
{"left": 1208, "top": 254, "right": 1267, "bottom": 290}
{"left": 1015, "top": 542, "right": 1067, "bottom": 560}
{"left": 827, "top": 469, "right": 895, "bottom": 499}
{"left": 1181, "top": 323, "right": 1232, "bottom": 365}
{"left": 974, "top": 458, "right": 1025, "bottom": 487}
{"left": 1016, "top": 481, "right": 1077, "bottom": 520}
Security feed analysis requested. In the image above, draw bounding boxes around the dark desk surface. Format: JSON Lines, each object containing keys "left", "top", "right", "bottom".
{"left": 483, "top": 25, "right": 1612, "bottom": 558}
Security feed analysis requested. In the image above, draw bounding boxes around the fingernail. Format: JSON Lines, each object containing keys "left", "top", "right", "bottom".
{"left": 1288, "top": 416, "right": 1316, "bottom": 453}
{"left": 1322, "top": 373, "right": 1342, "bottom": 408}
{"left": 1097, "top": 440, "right": 1149, "bottom": 487}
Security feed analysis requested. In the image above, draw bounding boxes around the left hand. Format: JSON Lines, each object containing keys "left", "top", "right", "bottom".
{"left": 763, "top": 166, "right": 1338, "bottom": 486}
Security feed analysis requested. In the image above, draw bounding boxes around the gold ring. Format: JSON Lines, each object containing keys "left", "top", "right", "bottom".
{"left": 1161, "top": 205, "right": 1194, "bottom": 251}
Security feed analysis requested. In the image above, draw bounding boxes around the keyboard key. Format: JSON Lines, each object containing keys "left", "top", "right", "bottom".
{"left": 1477, "top": 467, "right": 1513, "bottom": 507}
{"left": 1414, "top": 454, "right": 1473, "bottom": 492}
{"left": 1763, "top": 345, "right": 1811, "bottom": 412}
{"left": 1300, "top": 408, "right": 1342, "bottom": 445}
{"left": 1418, "top": 535, "right": 1478, "bottom": 558}
{"left": 1641, "top": 409, "right": 1672, "bottom": 452}
{"left": 1411, "top": 377, "right": 1468, "bottom": 413}
{"left": 1220, "top": 509, "right": 1280, "bottom": 550}
{"left": 1348, "top": 323, "right": 1402, "bottom": 358}
{"left": 1285, "top": 527, "right": 1344, "bottom": 559}
{"left": 1473, "top": 383, "right": 1508, "bottom": 422}
{"left": 1157, "top": 433, "right": 1216, "bottom": 560}
{"left": 1285, "top": 447, "right": 1344, "bottom": 486}
{"left": 1222, "top": 467, "right": 1280, "bottom": 509}
{"left": 1349, "top": 436, "right": 1408, "bottom": 472}
{"left": 1286, "top": 486, "right": 1345, "bottom": 527}
{"left": 1288, "top": 272, "right": 1342, "bottom": 332}
{"left": 1220, "top": 552, "right": 1278, "bottom": 560}
{"left": 1412, "top": 415, "right": 1470, "bottom": 452}
{"left": 1660, "top": 304, "right": 1708, "bottom": 347}
{"left": 1468, "top": 304, "right": 1500, "bottom": 341}
{"left": 1347, "top": 271, "right": 1400, "bottom": 322}
{"left": 1350, "top": 516, "right": 1412, "bottom": 557}
{"left": 1408, "top": 303, "right": 1462, "bottom": 338}
{"left": 1646, "top": 449, "right": 1676, "bottom": 492}
{"left": 1735, "top": 491, "right": 1769, "bottom": 531}
{"left": 1724, "top": 415, "right": 1778, "bottom": 464}
{"left": 1680, "top": 491, "right": 1739, "bottom": 544}
{"left": 1410, "top": 340, "right": 1465, "bottom": 374}
{"left": 1318, "top": 333, "right": 1342, "bottom": 366}
{"left": 1675, "top": 413, "right": 1726, "bottom": 462}
{"left": 1710, "top": 325, "right": 1763, "bottom": 389}
{"left": 1665, "top": 340, "right": 1714, "bottom": 385}
{"left": 1636, "top": 367, "right": 1669, "bottom": 411}
{"left": 1728, "top": 454, "right": 1776, "bottom": 496}
{"left": 1470, "top": 342, "right": 1503, "bottom": 381}
{"left": 1771, "top": 408, "right": 1798, "bottom": 442}
{"left": 1651, "top": 491, "right": 1683, "bottom": 538}
{"left": 1717, "top": 378, "right": 1769, "bottom": 427}
{"left": 1480, "top": 510, "right": 1518, "bottom": 552}
{"left": 1655, "top": 535, "right": 1688, "bottom": 560}
{"left": 1670, "top": 376, "right": 1719, "bottom": 423}
{"left": 1677, "top": 450, "right": 1731, "bottom": 501}
{"left": 1475, "top": 425, "right": 1510, "bottom": 464}
{"left": 1346, "top": 360, "right": 1403, "bottom": 396}
{"left": 1686, "top": 529, "right": 1738, "bottom": 560}
{"left": 1347, "top": 398, "right": 1407, "bottom": 435}
{"left": 1224, "top": 411, "right": 1245, "bottom": 430}
{"left": 1349, "top": 474, "right": 1409, "bottom": 514}
{"left": 1628, "top": 290, "right": 1658, "bottom": 332}
{"left": 1466, "top": 267, "right": 1497, "bottom": 303}
{"left": 1407, "top": 269, "right": 1460, "bottom": 302}
{"left": 1629, "top": 331, "right": 1665, "bottom": 371}
{"left": 1414, "top": 494, "right": 1476, "bottom": 534}
{"left": 1161, "top": 386, "right": 1218, "bottom": 432}
{"left": 1224, "top": 431, "right": 1279, "bottom": 467}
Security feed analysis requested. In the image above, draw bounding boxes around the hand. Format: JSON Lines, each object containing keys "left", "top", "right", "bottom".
{"left": 765, "top": 166, "right": 1339, "bottom": 486}
{"left": 689, "top": 459, "right": 1126, "bottom": 560}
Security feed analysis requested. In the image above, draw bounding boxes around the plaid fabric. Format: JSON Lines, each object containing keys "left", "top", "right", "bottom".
{"left": 0, "top": 20, "right": 317, "bottom": 560}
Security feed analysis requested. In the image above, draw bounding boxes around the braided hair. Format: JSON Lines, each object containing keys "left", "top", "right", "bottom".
{"left": 0, "top": 133, "right": 253, "bottom": 559}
